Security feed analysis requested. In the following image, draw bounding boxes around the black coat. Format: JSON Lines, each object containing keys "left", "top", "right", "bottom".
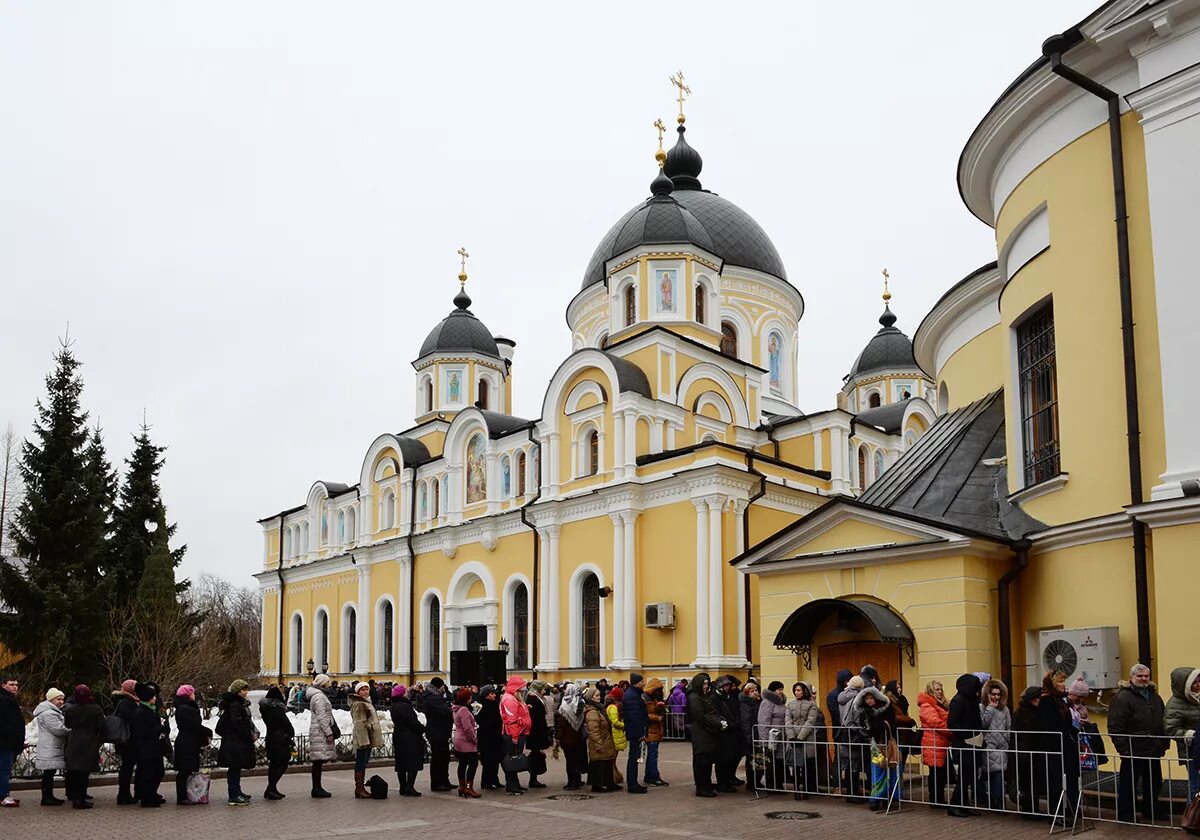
{"left": 0, "top": 687, "right": 23, "bottom": 750}
{"left": 423, "top": 689, "right": 452, "bottom": 743}
{"left": 390, "top": 696, "right": 426, "bottom": 772}
{"left": 1035, "top": 691, "right": 1079, "bottom": 775}
{"left": 131, "top": 703, "right": 165, "bottom": 774}
{"left": 172, "top": 697, "right": 207, "bottom": 775}
{"left": 112, "top": 693, "right": 139, "bottom": 757}
{"left": 475, "top": 695, "right": 504, "bottom": 759}
{"left": 947, "top": 674, "right": 983, "bottom": 748}
{"left": 711, "top": 689, "right": 742, "bottom": 760}
{"left": 527, "top": 694, "right": 551, "bottom": 751}
{"left": 215, "top": 692, "right": 256, "bottom": 770}
{"left": 259, "top": 695, "right": 294, "bottom": 766}
{"left": 1108, "top": 684, "right": 1168, "bottom": 757}
{"left": 686, "top": 675, "right": 723, "bottom": 755}
{"left": 63, "top": 700, "right": 105, "bottom": 773}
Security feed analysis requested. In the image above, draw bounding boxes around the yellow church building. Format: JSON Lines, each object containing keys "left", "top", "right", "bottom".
{"left": 257, "top": 0, "right": 1200, "bottom": 704}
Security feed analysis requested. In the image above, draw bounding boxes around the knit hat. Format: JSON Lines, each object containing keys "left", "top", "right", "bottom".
{"left": 73, "top": 684, "right": 94, "bottom": 704}
{"left": 121, "top": 679, "right": 137, "bottom": 694}
{"left": 134, "top": 682, "right": 156, "bottom": 702}
{"left": 479, "top": 684, "right": 496, "bottom": 698}
{"left": 45, "top": 688, "right": 64, "bottom": 703}
{"left": 1021, "top": 686, "right": 1041, "bottom": 703}
{"left": 429, "top": 676, "right": 446, "bottom": 689}
{"left": 767, "top": 680, "right": 784, "bottom": 692}
{"left": 176, "top": 684, "right": 195, "bottom": 699}
{"left": 630, "top": 672, "right": 644, "bottom": 687}
{"left": 228, "top": 679, "right": 250, "bottom": 694}
{"left": 847, "top": 675, "right": 866, "bottom": 691}
{"left": 529, "top": 679, "right": 548, "bottom": 695}
{"left": 313, "top": 673, "right": 331, "bottom": 688}
{"left": 354, "top": 681, "right": 370, "bottom": 693}
{"left": 1068, "top": 678, "right": 1090, "bottom": 698}
{"left": 391, "top": 684, "right": 406, "bottom": 698}
{"left": 265, "top": 685, "right": 285, "bottom": 702}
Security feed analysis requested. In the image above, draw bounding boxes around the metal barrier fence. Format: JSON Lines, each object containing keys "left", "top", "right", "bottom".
{"left": 1075, "top": 732, "right": 1196, "bottom": 831}
{"left": 663, "top": 711, "right": 688, "bottom": 741}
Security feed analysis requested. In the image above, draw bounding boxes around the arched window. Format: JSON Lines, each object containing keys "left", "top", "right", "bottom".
{"left": 874, "top": 449, "right": 885, "bottom": 482}
{"left": 580, "top": 573, "right": 600, "bottom": 668}
{"left": 720, "top": 321, "right": 738, "bottom": 357}
{"left": 586, "top": 429, "right": 599, "bottom": 476}
{"left": 428, "top": 596, "right": 441, "bottom": 671}
{"left": 283, "top": 527, "right": 292, "bottom": 560}
{"left": 857, "top": 446, "right": 867, "bottom": 490}
{"left": 380, "top": 600, "right": 394, "bottom": 672}
{"left": 478, "top": 378, "right": 489, "bottom": 410}
{"left": 500, "top": 455, "right": 511, "bottom": 497}
{"left": 938, "top": 381, "right": 949, "bottom": 415}
{"left": 513, "top": 583, "right": 529, "bottom": 670}
{"left": 425, "top": 377, "right": 434, "bottom": 413}
{"left": 516, "top": 451, "right": 527, "bottom": 496}
{"left": 291, "top": 613, "right": 304, "bottom": 673}
{"left": 381, "top": 490, "right": 395, "bottom": 529}
{"left": 346, "top": 508, "right": 356, "bottom": 542}
{"left": 624, "top": 285, "right": 636, "bottom": 327}
{"left": 337, "top": 510, "right": 346, "bottom": 544}
{"left": 868, "top": 391, "right": 882, "bottom": 409}
{"left": 320, "top": 513, "right": 328, "bottom": 545}
{"left": 433, "top": 479, "right": 440, "bottom": 518}
{"left": 344, "top": 606, "right": 357, "bottom": 672}
{"left": 316, "top": 609, "right": 329, "bottom": 672}
{"left": 695, "top": 284, "right": 706, "bottom": 325}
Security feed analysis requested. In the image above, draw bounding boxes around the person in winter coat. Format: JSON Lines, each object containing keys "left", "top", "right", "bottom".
{"left": 422, "top": 677, "right": 453, "bottom": 792}
{"left": 687, "top": 673, "right": 727, "bottom": 797}
{"left": 33, "top": 688, "right": 68, "bottom": 806}
{"left": 918, "top": 681, "right": 952, "bottom": 807}
{"left": 642, "top": 677, "right": 668, "bottom": 786}
{"left": 979, "top": 678, "right": 1011, "bottom": 810}
{"left": 389, "top": 684, "right": 425, "bottom": 796}
{"left": 0, "top": 676, "right": 23, "bottom": 809}
{"left": 668, "top": 679, "right": 688, "bottom": 739}
{"left": 1107, "top": 663, "right": 1167, "bottom": 823}
{"left": 452, "top": 687, "right": 481, "bottom": 798}
{"left": 1011, "top": 685, "right": 1045, "bottom": 816}
{"left": 1037, "top": 670, "right": 1079, "bottom": 826}
{"left": 857, "top": 686, "right": 897, "bottom": 810}
{"left": 711, "top": 676, "right": 743, "bottom": 791}
{"left": 555, "top": 683, "right": 588, "bottom": 790}
{"left": 130, "top": 683, "right": 165, "bottom": 808}
{"left": 63, "top": 684, "right": 104, "bottom": 809}
{"left": 258, "top": 685, "right": 293, "bottom": 801}
{"left": 622, "top": 673, "right": 649, "bottom": 793}
{"left": 946, "top": 673, "right": 984, "bottom": 817}
{"left": 756, "top": 681, "right": 789, "bottom": 792}
{"left": 885, "top": 680, "right": 918, "bottom": 761}
{"left": 786, "top": 682, "right": 820, "bottom": 794}
{"left": 837, "top": 675, "right": 869, "bottom": 800}
{"left": 583, "top": 685, "right": 619, "bottom": 793}
{"left": 475, "top": 684, "right": 504, "bottom": 790}
{"left": 307, "top": 673, "right": 336, "bottom": 798}
{"left": 173, "top": 685, "right": 208, "bottom": 805}
{"left": 1163, "top": 666, "right": 1200, "bottom": 798}
{"left": 500, "top": 676, "right": 532, "bottom": 795}
{"left": 828, "top": 668, "right": 852, "bottom": 736}
{"left": 525, "top": 680, "right": 552, "bottom": 789}
{"left": 216, "top": 679, "right": 256, "bottom": 805}
{"left": 349, "top": 681, "right": 382, "bottom": 799}
{"left": 111, "top": 678, "right": 140, "bottom": 805}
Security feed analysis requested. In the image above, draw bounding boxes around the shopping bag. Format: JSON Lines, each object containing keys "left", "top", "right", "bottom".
{"left": 186, "top": 772, "right": 210, "bottom": 805}
{"left": 502, "top": 752, "right": 529, "bottom": 774}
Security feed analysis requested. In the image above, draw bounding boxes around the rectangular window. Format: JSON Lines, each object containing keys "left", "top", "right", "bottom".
{"left": 1018, "top": 303, "right": 1061, "bottom": 486}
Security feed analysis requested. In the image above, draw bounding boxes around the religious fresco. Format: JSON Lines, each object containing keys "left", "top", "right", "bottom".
{"left": 501, "top": 455, "right": 511, "bottom": 497}
{"left": 419, "top": 483, "right": 427, "bottom": 519}
{"left": 768, "top": 331, "right": 783, "bottom": 393}
{"left": 446, "top": 369, "right": 463, "bottom": 404}
{"left": 466, "top": 433, "right": 487, "bottom": 504}
{"left": 656, "top": 268, "right": 675, "bottom": 312}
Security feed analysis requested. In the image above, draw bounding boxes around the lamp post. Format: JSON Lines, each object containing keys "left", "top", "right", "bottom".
{"left": 306, "top": 658, "right": 315, "bottom": 680}
{"left": 498, "top": 637, "right": 510, "bottom": 656}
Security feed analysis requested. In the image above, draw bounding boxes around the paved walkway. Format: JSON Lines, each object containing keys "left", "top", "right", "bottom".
{"left": 4, "top": 743, "right": 1138, "bottom": 838}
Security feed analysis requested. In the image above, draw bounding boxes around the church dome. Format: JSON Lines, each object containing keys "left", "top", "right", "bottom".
{"left": 847, "top": 305, "right": 918, "bottom": 378}
{"left": 418, "top": 287, "right": 501, "bottom": 360}
{"left": 580, "top": 125, "right": 787, "bottom": 289}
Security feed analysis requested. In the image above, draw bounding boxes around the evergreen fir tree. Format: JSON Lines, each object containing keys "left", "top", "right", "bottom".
{"left": 0, "top": 344, "right": 111, "bottom": 685}
{"left": 136, "top": 509, "right": 177, "bottom": 614}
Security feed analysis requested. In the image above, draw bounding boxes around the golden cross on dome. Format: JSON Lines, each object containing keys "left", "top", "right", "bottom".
{"left": 457, "top": 246, "right": 470, "bottom": 285}
{"left": 882, "top": 267, "right": 892, "bottom": 303}
{"left": 668, "top": 70, "right": 691, "bottom": 124}
{"left": 653, "top": 118, "right": 666, "bottom": 165}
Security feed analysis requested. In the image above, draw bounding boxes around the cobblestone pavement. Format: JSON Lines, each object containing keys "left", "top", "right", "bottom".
{"left": 3, "top": 743, "right": 1138, "bottom": 838}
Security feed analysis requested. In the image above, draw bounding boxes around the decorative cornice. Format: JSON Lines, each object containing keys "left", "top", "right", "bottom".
{"left": 912, "top": 264, "right": 1003, "bottom": 378}
{"left": 1129, "top": 495, "right": 1200, "bottom": 529}
{"left": 1028, "top": 512, "right": 1131, "bottom": 553}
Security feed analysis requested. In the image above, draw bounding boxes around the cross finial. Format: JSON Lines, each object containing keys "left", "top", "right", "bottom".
{"left": 457, "top": 246, "right": 470, "bottom": 285}
{"left": 882, "top": 268, "right": 892, "bottom": 303}
{"left": 653, "top": 118, "right": 667, "bottom": 166}
{"left": 668, "top": 71, "right": 691, "bottom": 124}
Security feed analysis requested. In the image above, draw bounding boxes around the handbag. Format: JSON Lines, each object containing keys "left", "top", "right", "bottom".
{"left": 502, "top": 752, "right": 529, "bottom": 773}
{"left": 329, "top": 719, "right": 341, "bottom": 739}
{"left": 1183, "top": 792, "right": 1200, "bottom": 836}
{"left": 367, "top": 775, "right": 389, "bottom": 799}
{"left": 884, "top": 738, "right": 901, "bottom": 768}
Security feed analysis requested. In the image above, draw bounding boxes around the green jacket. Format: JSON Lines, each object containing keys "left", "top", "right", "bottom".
{"left": 1163, "top": 667, "right": 1200, "bottom": 761}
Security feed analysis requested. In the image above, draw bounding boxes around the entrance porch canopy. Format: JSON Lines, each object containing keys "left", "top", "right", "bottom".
{"left": 774, "top": 597, "right": 915, "bottom": 668}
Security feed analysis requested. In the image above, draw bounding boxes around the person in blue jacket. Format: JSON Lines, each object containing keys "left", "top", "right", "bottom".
{"left": 622, "top": 673, "right": 650, "bottom": 793}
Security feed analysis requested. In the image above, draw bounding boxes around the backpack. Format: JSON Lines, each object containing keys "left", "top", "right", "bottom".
{"left": 367, "top": 774, "right": 388, "bottom": 799}
{"left": 103, "top": 713, "right": 131, "bottom": 747}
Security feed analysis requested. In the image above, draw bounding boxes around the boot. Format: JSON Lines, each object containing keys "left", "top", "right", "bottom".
{"left": 406, "top": 771, "right": 422, "bottom": 796}
{"left": 311, "top": 763, "right": 331, "bottom": 798}
{"left": 40, "top": 772, "right": 64, "bottom": 806}
{"left": 465, "top": 781, "right": 481, "bottom": 798}
{"left": 458, "top": 781, "right": 468, "bottom": 798}
{"left": 354, "top": 771, "right": 370, "bottom": 799}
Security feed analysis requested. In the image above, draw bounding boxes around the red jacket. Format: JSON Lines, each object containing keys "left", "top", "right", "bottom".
{"left": 500, "top": 676, "right": 531, "bottom": 741}
{"left": 918, "top": 692, "right": 951, "bottom": 767}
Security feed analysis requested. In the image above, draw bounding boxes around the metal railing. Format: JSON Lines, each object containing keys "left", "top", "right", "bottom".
{"left": 1075, "top": 732, "right": 1196, "bottom": 831}
{"left": 662, "top": 711, "right": 688, "bottom": 741}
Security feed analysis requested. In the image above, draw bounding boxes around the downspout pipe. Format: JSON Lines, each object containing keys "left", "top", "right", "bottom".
{"left": 277, "top": 515, "right": 286, "bottom": 685}
{"left": 1043, "top": 39, "right": 1151, "bottom": 667}
{"left": 405, "top": 464, "right": 419, "bottom": 682}
{"left": 997, "top": 540, "right": 1030, "bottom": 691}
{"left": 518, "top": 426, "right": 544, "bottom": 678}
{"left": 743, "top": 446, "right": 769, "bottom": 666}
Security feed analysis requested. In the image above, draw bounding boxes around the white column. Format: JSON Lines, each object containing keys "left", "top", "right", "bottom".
{"left": 359, "top": 493, "right": 373, "bottom": 542}
{"left": 536, "top": 529, "right": 550, "bottom": 667}
{"left": 692, "top": 499, "right": 709, "bottom": 663}
{"left": 612, "top": 411, "right": 625, "bottom": 480}
{"left": 624, "top": 411, "right": 637, "bottom": 474}
{"left": 621, "top": 510, "right": 640, "bottom": 666}
{"left": 734, "top": 499, "right": 748, "bottom": 665}
{"left": 813, "top": 429, "right": 824, "bottom": 472}
{"left": 545, "top": 526, "right": 561, "bottom": 669}
{"left": 610, "top": 513, "right": 625, "bottom": 667}
{"left": 546, "top": 432, "right": 559, "bottom": 496}
{"left": 830, "top": 425, "right": 851, "bottom": 495}
{"left": 485, "top": 451, "right": 499, "bottom": 514}
{"left": 397, "top": 557, "right": 412, "bottom": 674}
{"left": 355, "top": 564, "right": 370, "bottom": 675}
{"left": 707, "top": 496, "right": 724, "bottom": 659}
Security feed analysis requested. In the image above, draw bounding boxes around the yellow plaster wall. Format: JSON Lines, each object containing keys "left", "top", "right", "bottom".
{"left": 776, "top": 433, "right": 816, "bottom": 472}
{"left": 793, "top": 518, "right": 922, "bottom": 555}
{"left": 261, "top": 589, "right": 279, "bottom": 672}
{"left": 555, "top": 515, "right": 618, "bottom": 668}
{"left": 1147, "top": 521, "right": 1199, "bottom": 675}
{"left": 937, "top": 324, "right": 1003, "bottom": 411}
{"left": 636, "top": 502, "right": 700, "bottom": 668}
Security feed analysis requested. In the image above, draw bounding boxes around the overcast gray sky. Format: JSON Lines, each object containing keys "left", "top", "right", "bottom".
{"left": 1, "top": 1, "right": 1098, "bottom": 586}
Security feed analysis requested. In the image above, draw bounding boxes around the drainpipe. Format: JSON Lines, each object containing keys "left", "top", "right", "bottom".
{"left": 743, "top": 446, "right": 769, "bottom": 666}
{"left": 405, "top": 464, "right": 419, "bottom": 683}
{"left": 518, "top": 426, "right": 544, "bottom": 677}
{"left": 1043, "top": 38, "right": 1151, "bottom": 668}
{"left": 997, "top": 540, "right": 1030, "bottom": 690}
{"left": 276, "top": 515, "right": 286, "bottom": 684}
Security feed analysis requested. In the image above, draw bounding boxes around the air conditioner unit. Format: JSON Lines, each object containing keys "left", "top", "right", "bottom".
{"left": 644, "top": 602, "right": 675, "bottom": 629}
{"left": 1038, "top": 626, "right": 1121, "bottom": 690}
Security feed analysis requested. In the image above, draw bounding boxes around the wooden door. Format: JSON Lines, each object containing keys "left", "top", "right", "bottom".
{"left": 817, "top": 641, "right": 901, "bottom": 742}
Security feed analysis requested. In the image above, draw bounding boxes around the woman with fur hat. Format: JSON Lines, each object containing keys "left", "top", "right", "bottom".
{"left": 756, "top": 681, "right": 788, "bottom": 792}
{"left": 131, "top": 683, "right": 166, "bottom": 808}
{"left": 918, "top": 681, "right": 952, "bottom": 808}
{"left": 173, "top": 684, "right": 208, "bottom": 805}
{"left": 786, "top": 682, "right": 820, "bottom": 795}
{"left": 583, "top": 685, "right": 619, "bottom": 793}
{"left": 33, "top": 688, "right": 68, "bottom": 805}
{"left": 63, "top": 684, "right": 104, "bottom": 809}
{"left": 349, "top": 681, "right": 383, "bottom": 799}
{"left": 308, "top": 673, "right": 336, "bottom": 797}
{"left": 389, "top": 684, "right": 426, "bottom": 796}
{"left": 979, "top": 678, "right": 1012, "bottom": 810}
{"left": 555, "top": 683, "right": 588, "bottom": 790}
{"left": 216, "top": 679, "right": 255, "bottom": 805}
{"left": 258, "top": 685, "right": 293, "bottom": 801}
{"left": 452, "top": 686, "right": 481, "bottom": 798}
{"left": 475, "top": 684, "right": 504, "bottom": 790}
{"left": 849, "top": 684, "right": 894, "bottom": 811}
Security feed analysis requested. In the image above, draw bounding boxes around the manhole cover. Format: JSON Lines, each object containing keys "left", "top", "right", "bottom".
{"left": 546, "top": 793, "right": 595, "bottom": 801}
{"left": 765, "top": 811, "right": 821, "bottom": 820}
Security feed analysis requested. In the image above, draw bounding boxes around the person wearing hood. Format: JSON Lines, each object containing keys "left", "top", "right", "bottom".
{"left": 111, "top": 678, "right": 140, "bottom": 804}
{"left": 173, "top": 685, "right": 207, "bottom": 805}
{"left": 423, "top": 676, "right": 454, "bottom": 792}
{"left": 711, "top": 676, "right": 742, "bottom": 792}
{"left": 918, "top": 681, "right": 952, "bottom": 808}
{"left": 668, "top": 679, "right": 688, "bottom": 738}
{"left": 945, "top": 673, "right": 983, "bottom": 817}
{"left": 130, "top": 683, "right": 166, "bottom": 808}
{"left": 860, "top": 665, "right": 881, "bottom": 689}
{"left": 582, "top": 685, "right": 619, "bottom": 792}
{"left": 258, "top": 685, "right": 293, "bottom": 801}
{"left": 452, "top": 687, "right": 481, "bottom": 798}
{"left": 885, "top": 680, "right": 918, "bottom": 761}
{"left": 500, "top": 676, "right": 532, "bottom": 795}
{"left": 63, "top": 684, "right": 104, "bottom": 809}
{"left": 979, "top": 678, "right": 1011, "bottom": 810}
{"left": 1108, "top": 663, "right": 1166, "bottom": 823}
{"left": 837, "top": 674, "right": 868, "bottom": 801}
{"left": 216, "top": 679, "right": 255, "bottom": 805}
{"left": 622, "top": 673, "right": 649, "bottom": 793}
{"left": 643, "top": 677, "right": 669, "bottom": 786}
{"left": 475, "top": 684, "right": 504, "bottom": 790}
{"left": 852, "top": 685, "right": 896, "bottom": 811}
{"left": 555, "top": 683, "right": 587, "bottom": 790}
{"left": 33, "top": 688, "right": 68, "bottom": 806}
{"left": 1011, "top": 684, "right": 1045, "bottom": 817}
{"left": 687, "top": 673, "right": 726, "bottom": 797}
{"left": 526, "top": 679, "right": 552, "bottom": 790}
{"left": 828, "top": 667, "right": 853, "bottom": 792}
{"left": 307, "top": 673, "right": 336, "bottom": 798}
{"left": 1037, "top": 670, "right": 1079, "bottom": 826}
{"left": 389, "top": 684, "right": 426, "bottom": 796}
{"left": 349, "top": 681, "right": 383, "bottom": 799}
{"left": 786, "top": 682, "right": 820, "bottom": 795}
{"left": 756, "top": 681, "right": 788, "bottom": 793}
{"left": 1164, "top": 666, "right": 1200, "bottom": 798}
{"left": 739, "top": 681, "right": 762, "bottom": 792}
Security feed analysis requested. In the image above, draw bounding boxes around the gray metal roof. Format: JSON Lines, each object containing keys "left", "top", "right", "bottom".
{"left": 848, "top": 306, "right": 918, "bottom": 379}
{"left": 476, "top": 410, "right": 534, "bottom": 439}
{"left": 854, "top": 399, "right": 912, "bottom": 435}
{"left": 603, "top": 352, "right": 652, "bottom": 398}
{"left": 418, "top": 288, "right": 501, "bottom": 360}
{"left": 774, "top": 597, "right": 914, "bottom": 649}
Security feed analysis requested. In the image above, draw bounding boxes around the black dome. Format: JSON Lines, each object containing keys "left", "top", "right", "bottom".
{"left": 418, "top": 288, "right": 501, "bottom": 359}
{"left": 848, "top": 306, "right": 917, "bottom": 378}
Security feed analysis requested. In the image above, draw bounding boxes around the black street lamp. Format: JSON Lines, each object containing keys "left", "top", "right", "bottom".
{"left": 306, "top": 658, "right": 315, "bottom": 678}
{"left": 498, "top": 637, "right": 510, "bottom": 656}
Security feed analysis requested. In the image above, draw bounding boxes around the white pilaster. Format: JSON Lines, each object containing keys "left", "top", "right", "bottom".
{"left": 544, "top": 526, "right": 562, "bottom": 669}
{"left": 691, "top": 499, "right": 709, "bottom": 665}
{"left": 485, "top": 451, "right": 499, "bottom": 515}
{"left": 609, "top": 512, "right": 625, "bottom": 668}
{"left": 397, "top": 557, "right": 412, "bottom": 674}
{"left": 733, "top": 499, "right": 748, "bottom": 664}
{"left": 355, "top": 564, "right": 370, "bottom": 675}
{"left": 707, "top": 496, "right": 724, "bottom": 658}
{"left": 624, "top": 411, "right": 637, "bottom": 475}
{"left": 613, "top": 411, "right": 625, "bottom": 480}
{"left": 621, "top": 509, "right": 640, "bottom": 667}
{"left": 546, "top": 432, "right": 560, "bottom": 497}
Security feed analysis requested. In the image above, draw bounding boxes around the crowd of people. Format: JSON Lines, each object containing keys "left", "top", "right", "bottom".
{"left": 0, "top": 661, "right": 1196, "bottom": 824}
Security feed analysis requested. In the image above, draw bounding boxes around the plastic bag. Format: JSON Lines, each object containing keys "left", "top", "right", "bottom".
{"left": 186, "top": 772, "right": 210, "bottom": 805}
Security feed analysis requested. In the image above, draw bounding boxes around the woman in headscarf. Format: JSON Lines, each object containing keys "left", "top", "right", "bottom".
{"left": 307, "top": 673, "right": 336, "bottom": 798}
{"left": 389, "top": 684, "right": 426, "bottom": 796}
{"left": 475, "top": 684, "right": 504, "bottom": 790}
{"left": 583, "top": 685, "right": 619, "bottom": 793}
{"left": 173, "top": 685, "right": 208, "bottom": 805}
{"left": 62, "top": 685, "right": 104, "bottom": 809}
{"left": 525, "top": 679, "right": 551, "bottom": 789}
{"left": 555, "top": 683, "right": 587, "bottom": 790}
{"left": 918, "top": 680, "right": 952, "bottom": 809}
{"left": 259, "top": 684, "right": 294, "bottom": 800}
